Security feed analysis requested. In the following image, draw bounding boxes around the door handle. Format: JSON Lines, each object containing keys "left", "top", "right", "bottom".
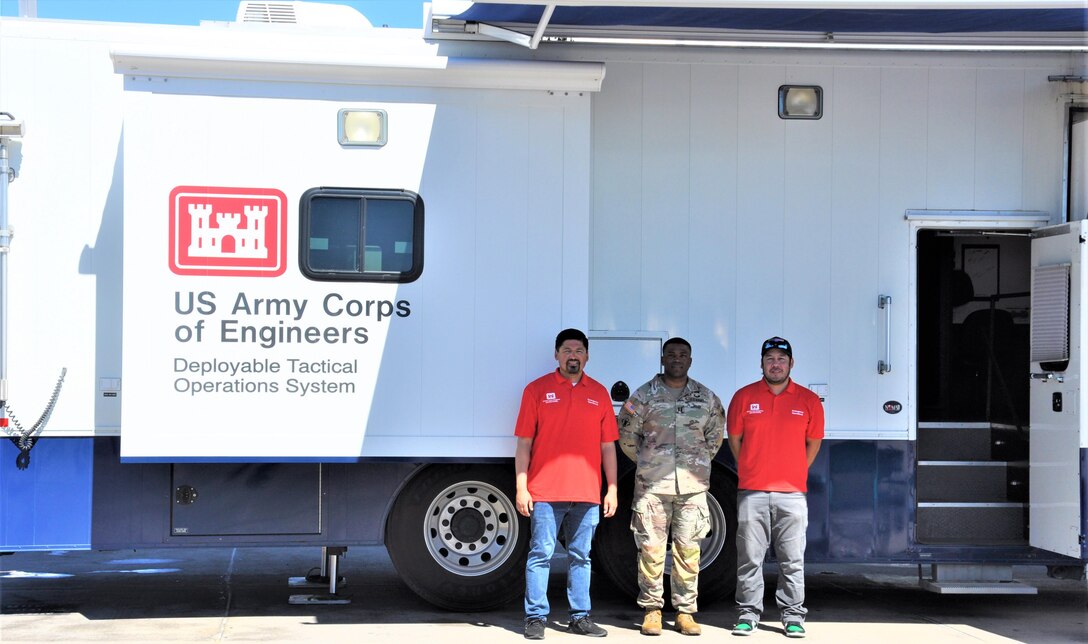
{"left": 1030, "top": 372, "right": 1064, "bottom": 383}
{"left": 878, "top": 295, "right": 892, "bottom": 374}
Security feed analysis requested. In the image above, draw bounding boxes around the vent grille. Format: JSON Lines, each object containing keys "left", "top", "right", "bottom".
{"left": 241, "top": 2, "right": 298, "bottom": 24}
{"left": 1030, "top": 263, "right": 1070, "bottom": 363}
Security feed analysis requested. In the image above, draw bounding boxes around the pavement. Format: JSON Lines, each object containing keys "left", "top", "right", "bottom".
{"left": 1, "top": 546, "right": 1086, "bottom": 643}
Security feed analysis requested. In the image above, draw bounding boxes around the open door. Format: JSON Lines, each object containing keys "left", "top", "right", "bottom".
{"left": 1029, "top": 219, "right": 1087, "bottom": 558}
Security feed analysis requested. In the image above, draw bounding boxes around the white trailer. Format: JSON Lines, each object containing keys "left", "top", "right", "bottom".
{"left": 0, "top": 0, "right": 1085, "bottom": 608}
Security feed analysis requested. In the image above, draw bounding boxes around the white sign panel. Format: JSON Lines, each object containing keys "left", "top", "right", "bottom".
{"left": 119, "top": 84, "right": 425, "bottom": 460}
{"left": 118, "top": 72, "right": 592, "bottom": 460}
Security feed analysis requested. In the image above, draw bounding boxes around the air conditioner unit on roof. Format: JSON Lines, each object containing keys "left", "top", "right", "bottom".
{"left": 236, "top": 1, "right": 372, "bottom": 29}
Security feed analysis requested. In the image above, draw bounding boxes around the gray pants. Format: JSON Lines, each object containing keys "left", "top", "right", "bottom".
{"left": 735, "top": 490, "right": 809, "bottom": 625}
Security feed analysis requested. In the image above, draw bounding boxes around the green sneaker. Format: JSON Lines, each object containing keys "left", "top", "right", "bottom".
{"left": 732, "top": 619, "right": 757, "bottom": 636}
{"left": 784, "top": 622, "right": 806, "bottom": 638}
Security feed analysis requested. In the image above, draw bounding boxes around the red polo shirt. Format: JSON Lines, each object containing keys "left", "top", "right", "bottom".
{"left": 727, "top": 378, "right": 824, "bottom": 493}
{"left": 515, "top": 370, "right": 619, "bottom": 504}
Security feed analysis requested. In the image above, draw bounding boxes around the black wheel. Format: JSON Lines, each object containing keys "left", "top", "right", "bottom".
{"left": 385, "top": 464, "right": 529, "bottom": 611}
{"left": 594, "top": 462, "right": 738, "bottom": 607}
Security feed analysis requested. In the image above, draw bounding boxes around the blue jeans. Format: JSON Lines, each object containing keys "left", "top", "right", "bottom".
{"left": 524, "top": 501, "right": 600, "bottom": 621}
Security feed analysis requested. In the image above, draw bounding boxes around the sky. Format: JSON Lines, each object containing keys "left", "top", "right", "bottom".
{"left": 0, "top": 0, "right": 428, "bottom": 28}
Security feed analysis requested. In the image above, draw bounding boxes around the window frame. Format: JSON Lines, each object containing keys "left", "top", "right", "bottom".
{"left": 298, "top": 187, "right": 424, "bottom": 283}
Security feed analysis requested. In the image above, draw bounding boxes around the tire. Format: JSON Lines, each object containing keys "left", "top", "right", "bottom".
{"left": 385, "top": 464, "right": 529, "bottom": 611}
{"left": 594, "top": 462, "right": 738, "bottom": 607}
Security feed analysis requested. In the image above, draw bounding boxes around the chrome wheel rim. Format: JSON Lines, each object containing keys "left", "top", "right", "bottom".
{"left": 423, "top": 480, "right": 520, "bottom": 576}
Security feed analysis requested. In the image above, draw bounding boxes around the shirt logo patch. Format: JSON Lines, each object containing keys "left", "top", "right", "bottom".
{"left": 748, "top": 403, "right": 763, "bottom": 414}
{"left": 792, "top": 409, "right": 805, "bottom": 416}
{"left": 623, "top": 400, "right": 637, "bottom": 414}
{"left": 587, "top": 398, "right": 599, "bottom": 406}
{"left": 544, "top": 392, "right": 560, "bottom": 404}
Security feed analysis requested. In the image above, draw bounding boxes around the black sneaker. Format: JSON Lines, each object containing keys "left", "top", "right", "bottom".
{"left": 732, "top": 619, "right": 757, "bottom": 636}
{"left": 525, "top": 617, "right": 546, "bottom": 640}
{"left": 568, "top": 616, "right": 607, "bottom": 637}
{"left": 784, "top": 622, "right": 806, "bottom": 638}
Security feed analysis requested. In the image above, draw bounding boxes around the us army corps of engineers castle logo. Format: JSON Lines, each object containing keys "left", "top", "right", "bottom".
{"left": 169, "top": 186, "right": 288, "bottom": 277}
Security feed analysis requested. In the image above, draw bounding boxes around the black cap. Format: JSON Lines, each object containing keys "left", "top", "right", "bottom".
{"left": 761, "top": 336, "right": 792, "bottom": 358}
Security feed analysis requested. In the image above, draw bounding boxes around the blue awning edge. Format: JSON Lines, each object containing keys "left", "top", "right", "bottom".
{"left": 453, "top": 4, "right": 1088, "bottom": 34}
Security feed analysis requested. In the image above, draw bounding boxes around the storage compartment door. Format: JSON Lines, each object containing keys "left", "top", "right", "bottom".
{"left": 171, "top": 463, "right": 322, "bottom": 536}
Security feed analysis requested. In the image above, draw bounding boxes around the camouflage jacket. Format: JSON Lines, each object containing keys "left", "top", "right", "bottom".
{"left": 618, "top": 375, "right": 725, "bottom": 496}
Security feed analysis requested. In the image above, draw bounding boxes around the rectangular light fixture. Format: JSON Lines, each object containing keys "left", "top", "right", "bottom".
{"left": 779, "top": 86, "right": 823, "bottom": 119}
{"left": 338, "top": 109, "right": 387, "bottom": 147}
{"left": 0, "top": 112, "right": 24, "bottom": 138}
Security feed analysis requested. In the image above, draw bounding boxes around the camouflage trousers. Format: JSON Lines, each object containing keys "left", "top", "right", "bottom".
{"left": 629, "top": 491, "right": 710, "bottom": 613}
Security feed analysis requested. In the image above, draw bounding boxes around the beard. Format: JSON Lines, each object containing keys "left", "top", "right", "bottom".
{"left": 564, "top": 360, "right": 583, "bottom": 375}
{"left": 764, "top": 369, "right": 790, "bottom": 385}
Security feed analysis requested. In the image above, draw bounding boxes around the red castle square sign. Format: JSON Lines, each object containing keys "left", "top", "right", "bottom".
{"left": 169, "top": 186, "right": 288, "bottom": 277}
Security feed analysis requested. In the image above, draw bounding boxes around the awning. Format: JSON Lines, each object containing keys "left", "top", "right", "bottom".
{"left": 430, "top": 1, "right": 1088, "bottom": 50}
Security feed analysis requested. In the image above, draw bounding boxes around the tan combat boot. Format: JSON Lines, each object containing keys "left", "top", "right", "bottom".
{"left": 640, "top": 608, "right": 662, "bottom": 636}
{"left": 676, "top": 612, "right": 702, "bottom": 636}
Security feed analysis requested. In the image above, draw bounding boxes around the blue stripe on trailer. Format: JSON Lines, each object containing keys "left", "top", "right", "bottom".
{"left": 0, "top": 438, "right": 93, "bottom": 551}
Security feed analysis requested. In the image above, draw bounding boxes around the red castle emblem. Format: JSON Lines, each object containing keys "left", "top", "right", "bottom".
{"left": 169, "top": 186, "right": 287, "bottom": 277}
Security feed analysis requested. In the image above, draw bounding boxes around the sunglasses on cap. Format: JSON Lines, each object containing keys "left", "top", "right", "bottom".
{"left": 761, "top": 337, "right": 792, "bottom": 357}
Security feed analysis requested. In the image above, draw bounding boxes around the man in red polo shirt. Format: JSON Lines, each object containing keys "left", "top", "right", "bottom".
{"left": 515, "top": 328, "right": 619, "bottom": 640}
{"left": 727, "top": 337, "right": 823, "bottom": 639}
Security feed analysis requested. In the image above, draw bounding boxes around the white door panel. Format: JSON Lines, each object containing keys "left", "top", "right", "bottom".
{"left": 1029, "top": 220, "right": 1086, "bottom": 558}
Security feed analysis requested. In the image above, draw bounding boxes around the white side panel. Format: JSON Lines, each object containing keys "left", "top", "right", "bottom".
{"left": 1023, "top": 71, "right": 1066, "bottom": 223}
{"left": 688, "top": 64, "right": 739, "bottom": 397}
{"left": 876, "top": 67, "right": 927, "bottom": 437}
{"left": 975, "top": 69, "right": 1025, "bottom": 210}
{"left": 527, "top": 106, "right": 568, "bottom": 386}
{"left": 0, "top": 31, "right": 123, "bottom": 436}
{"left": 734, "top": 64, "right": 786, "bottom": 386}
{"left": 829, "top": 66, "right": 882, "bottom": 433}
{"left": 420, "top": 104, "right": 477, "bottom": 438}
{"left": 2, "top": 18, "right": 597, "bottom": 456}
{"left": 591, "top": 63, "right": 643, "bottom": 332}
{"left": 473, "top": 106, "right": 530, "bottom": 438}
{"left": 589, "top": 51, "right": 1066, "bottom": 440}
{"left": 783, "top": 65, "right": 833, "bottom": 422}
{"left": 561, "top": 97, "right": 592, "bottom": 335}
{"left": 640, "top": 63, "right": 691, "bottom": 335}
{"left": 927, "top": 68, "right": 976, "bottom": 209}
{"left": 1029, "top": 221, "right": 1086, "bottom": 558}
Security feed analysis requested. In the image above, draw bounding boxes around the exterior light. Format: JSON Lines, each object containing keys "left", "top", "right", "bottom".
{"left": 779, "top": 86, "right": 822, "bottom": 120}
{"left": 338, "top": 109, "right": 387, "bottom": 147}
{"left": 0, "top": 112, "right": 24, "bottom": 139}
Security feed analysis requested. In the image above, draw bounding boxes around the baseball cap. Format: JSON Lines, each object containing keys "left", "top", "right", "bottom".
{"left": 761, "top": 336, "right": 792, "bottom": 358}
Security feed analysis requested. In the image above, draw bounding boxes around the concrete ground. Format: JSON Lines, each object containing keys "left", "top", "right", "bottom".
{"left": 1, "top": 546, "right": 1085, "bottom": 643}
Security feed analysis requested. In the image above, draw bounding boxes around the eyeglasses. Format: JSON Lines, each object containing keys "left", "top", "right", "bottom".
{"left": 762, "top": 339, "right": 790, "bottom": 352}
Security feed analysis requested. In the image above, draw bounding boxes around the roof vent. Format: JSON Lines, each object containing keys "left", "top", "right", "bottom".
{"left": 236, "top": 1, "right": 371, "bottom": 28}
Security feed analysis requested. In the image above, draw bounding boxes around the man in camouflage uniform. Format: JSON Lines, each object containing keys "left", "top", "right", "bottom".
{"left": 618, "top": 337, "right": 725, "bottom": 637}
